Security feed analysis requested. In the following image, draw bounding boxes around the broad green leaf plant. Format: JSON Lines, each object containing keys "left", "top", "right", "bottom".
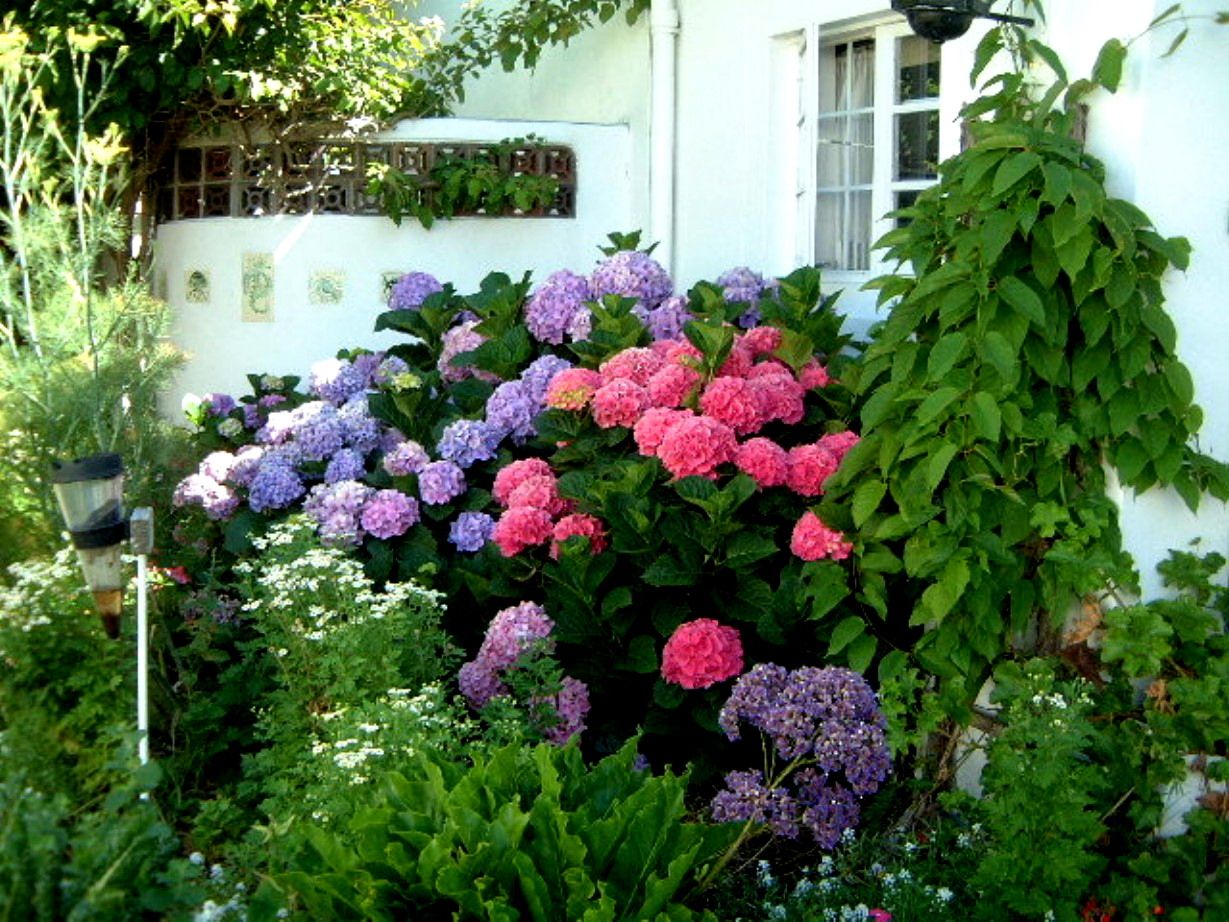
{"left": 820, "top": 15, "right": 1229, "bottom": 717}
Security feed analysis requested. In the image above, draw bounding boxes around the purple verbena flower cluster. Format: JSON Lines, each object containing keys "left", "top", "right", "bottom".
{"left": 388, "top": 271, "right": 443, "bottom": 311}
{"left": 711, "top": 664, "right": 891, "bottom": 848}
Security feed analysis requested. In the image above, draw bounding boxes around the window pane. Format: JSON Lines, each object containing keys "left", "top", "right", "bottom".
{"left": 818, "top": 44, "right": 842, "bottom": 113}
{"left": 849, "top": 39, "right": 875, "bottom": 108}
{"left": 897, "top": 36, "right": 941, "bottom": 102}
{"left": 817, "top": 116, "right": 846, "bottom": 188}
{"left": 851, "top": 113, "right": 873, "bottom": 184}
{"left": 849, "top": 190, "right": 872, "bottom": 271}
{"left": 896, "top": 109, "right": 940, "bottom": 180}
{"left": 815, "top": 192, "right": 844, "bottom": 268}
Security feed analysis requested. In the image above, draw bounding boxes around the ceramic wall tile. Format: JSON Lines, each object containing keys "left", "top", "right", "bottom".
{"left": 185, "top": 268, "right": 211, "bottom": 303}
{"left": 309, "top": 270, "right": 345, "bottom": 305}
{"left": 241, "top": 252, "right": 274, "bottom": 322}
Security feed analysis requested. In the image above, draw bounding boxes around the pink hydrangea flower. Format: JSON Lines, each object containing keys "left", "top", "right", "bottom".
{"left": 634, "top": 407, "right": 693, "bottom": 457}
{"left": 818, "top": 429, "right": 860, "bottom": 463}
{"left": 591, "top": 379, "right": 651, "bottom": 429}
{"left": 599, "top": 346, "right": 665, "bottom": 386}
{"left": 790, "top": 511, "right": 853, "bottom": 561}
{"left": 699, "top": 376, "right": 763, "bottom": 436}
{"left": 646, "top": 363, "right": 702, "bottom": 408}
{"left": 439, "top": 320, "right": 501, "bottom": 384}
{"left": 507, "top": 474, "right": 568, "bottom": 516}
{"left": 786, "top": 444, "right": 840, "bottom": 497}
{"left": 493, "top": 458, "right": 555, "bottom": 506}
{"left": 741, "top": 326, "right": 783, "bottom": 356}
{"left": 747, "top": 372, "right": 806, "bottom": 425}
{"left": 492, "top": 507, "right": 555, "bottom": 556}
{"left": 800, "top": 359, "right": 831, "bottom": 390}
{"left": 545, "top": 367, "right": 603, "bottom": 411}
{"left": 656, "top": 415, "right": 737, "bottom": 480}
{"left": 550, "top": 513, "right": 608, "bottom": 558}
{"left": 359, "top": 489, "right": 420, "bottom": 539}
{"left": 734, "top": 437, "right": 790, "bottom": 488}
{"left": 661, "top": 618, "right": 744, "bottom": 689}
{"left": 717, "top": 344, "right": 755, "bottom": 378}
{"left": 664, "top": 340, "right": 703, "bottom": 368}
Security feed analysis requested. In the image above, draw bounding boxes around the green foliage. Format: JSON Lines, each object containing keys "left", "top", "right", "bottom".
{"left": 261, "top": 738, "right": 730, "bottom": 921}
{"left": 822, "top": 31, "right": 1228, "bottom": 708}
{"left": 369, "top": 137, "right": 563, "bottom": 230}
{"left": 971, "top": 661, "right": 1107, "bottom": 920}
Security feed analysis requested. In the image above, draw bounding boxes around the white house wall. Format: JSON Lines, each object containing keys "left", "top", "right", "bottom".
{"left": 156, "top": 118, "right": 631, "bottom": 408}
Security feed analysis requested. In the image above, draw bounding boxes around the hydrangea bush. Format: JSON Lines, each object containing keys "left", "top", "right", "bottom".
{"left": 169, "top": 237, "right": 868, "bottom": 774}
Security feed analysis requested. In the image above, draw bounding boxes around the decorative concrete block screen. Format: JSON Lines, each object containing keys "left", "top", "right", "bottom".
{"left": 155, "top": 118, "right": 634, "bottom": 413}
{"left": 155, "top": 139, "right": 577, "bottom": 221}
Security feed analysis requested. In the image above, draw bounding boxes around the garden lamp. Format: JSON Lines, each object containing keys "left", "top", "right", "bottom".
{"left": 891, "top": 0, "right": 1035, "bottom": 43}
{"left": 50, "top": 451, "right": 154, "bottom": 765}
{"left": 50, "top": 452, "right": 129, "bottom": 638}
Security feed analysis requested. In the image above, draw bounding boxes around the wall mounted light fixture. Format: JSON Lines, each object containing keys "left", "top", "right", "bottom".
{"left": 890, "top": 0, "right": 1035, "bottom": 43}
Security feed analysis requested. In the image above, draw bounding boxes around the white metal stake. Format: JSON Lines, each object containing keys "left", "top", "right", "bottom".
{"left": 136, "top": 551, "right": 149, "bottom": 766}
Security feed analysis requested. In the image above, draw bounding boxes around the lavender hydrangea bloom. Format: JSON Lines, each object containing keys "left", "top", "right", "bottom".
{"left": 226, "top": 446, "right": 265, "bottom": 487}
{"left": 172, "top": 473, "right": 240, "bottom": 521}
{"left": 520, "top": 354, "right": 573, "bottom": 405}
{"left": 525, "top": 270, "right": 593, "bottom": 344}
{"left": 257, "top": 409, "right": 296, "bottom": 445}
{"left": 539, "top": 676, "right": 591, "bottom": 745}
{"left": 590, "top": 250, "right": 673, "bottom": 310}
{"left": 638, "top": 295, "right": 690, "bottom": 341}
{"left": 389, "top": 271, "right": 444, "bottom": 311}
{"left": 439, "top": 320, "right": 498, "bottom": 384}
{"left": 475, "top": 601, "right": 554, "bottom": 670}
{"left": 248, "top": 462, "right": 306, "bottom": 513}
{"left": 338, "top": 395, "right": 381, "bottom": 454}
{"left": 436, "top": 419, "right": 501, "bottom": 469}
{"left": 717, "top": 267, "right": 777, "bottom": 328}
{"left": 458, "top": 661, "right": 506, "bottom": 709}
{"left": 291, "top": 402, "right": 345, "bottom": 462}
{"left": 324, "top": 448, "right": 366, "bottom": 484}
{"left": 199, "top": 451, "right": 237, "bottom": 483}
{"left": 417, "top": 460, "right": 466, "bottom": 505}
{"left": 383, "top": 440, "right": 430, "bottom": 477}
{"left": 485, "top": 380, "right": 538, "bottom": 443}
{"left": 711, "top": 664, "right": 891, "bottom": 847}
{"left": 304, "top": 480, "right": 374, "bottom": 546}
{"left": 448, "top": 511, "right": 495, "bottom": 552}
{"left": 359, "top": 489, "right": 420, "bottom": 539}
{"left": 243, "top": 404, "right": 262, "bottom": 430}
{"left": 310, "top": 358, "right": 369, "bottom": 405}
{"left": 379, "top": 427, "right": 408, "bottom": 454}
{"left": 204, "top": 393, "right": 236, "bottom": 416}
{"left": 373, "top": 355, "right": 410, "bottom": 386}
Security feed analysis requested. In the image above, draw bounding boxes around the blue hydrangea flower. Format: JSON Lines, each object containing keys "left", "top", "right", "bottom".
{"left": 310, "top": 358, "right": 368, "bottom": 405}
{"left": 324, "top": 448, "right": 366, "bottom": 484}
{"left": 637, "top": 295, "right": 690, "bottom": 341}
{"left": 389, "top": 271, "right": 443, "bottom": 310}
{"left": 590, "top": 250, "right": 673, "bottom": 310}
{"left": 417, "top": 460, "right": 466, "bottom": 505}
{"left": 485, "top": 380, "right": 538, "bottom": 443}
{"left": 525, "top": 270, "right": 593, "bottom": 344}
{"left": 338, "top": 395, "right": 381, "bottom": 454}
{"left": 248, "top": 461, "right": 305, "bottom": 513}
{"left": 521, "top": 354, "right": 573, "bottom": 405}
{"left": 449, "top": 511, "right": 496, "bottom": 552}
{"left": 437, "top": 419, "right": 501, "bottom": 469}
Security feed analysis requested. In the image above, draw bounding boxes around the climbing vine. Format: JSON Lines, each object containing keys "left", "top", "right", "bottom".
{"left": 819, "top": 21, "right": 1229, "bottom": 714}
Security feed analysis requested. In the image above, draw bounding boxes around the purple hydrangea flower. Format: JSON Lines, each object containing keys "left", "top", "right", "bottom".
{"left": 417, "top": 460, "right": 466, "bottom": 505}
{"left": 338, "top": 395, "right": 381, "bottom": 454}
{"left": 359, "top": 489, "right": 420, "bottom": 539}
{"left": 639, "top": 295, "right": 690, "bottom": 341}
{"left": 520, "top": 354, "right": 574, "bottom": 406}
{"left": 172, "top": 473, "right": 239, "bottom": 521}
{"left": 257, "top": 409, "right": 296, "bottom": 445}
{"left": 524, "top": 270, "right": 593, "bottom": 344}
{"left": 243, "top": 404, "right": 262, "bottom": 430}
{"left": 485, "top": 380, "right": 538, "bottom": 443}
{"left": 474, "top": 601, "right": 554, "bottom": 671}
{"left": 291, "top": 402, "right": 345, "bottom": 462}
{"left": 437, "top": 419, "right": 501, "bottom": 469}
{"left": 310, "top": 358, "right": 368, "bottom": 405}
{"left": 439, "top": 320, "right": 499, "bottom": 384}
{"left": 304, "top": 479, "right": 374, "bottom": 546}
{"left": 538, "top": 676, "right": 591, "bottom": 745}
{"left": 204, "top": 392, "right": 236, "bottom": 416}
{"left": 379, "top": 427, "right": 408, "bottom": 454}
{"left": 248, "top": 461, "right": 306, "bottom": 513}
{"left": 717, "top": 267, "right": 777, "bottom": 328}
{"left": 383, "top": 440, "right": 430, "bottom": 477}
{"left": 226, "top": 446, "right": 265, "bottom": 487}
{"left": 448, "top": 511, "right": 495, "bottom": 552}
{"left": 590, "top": 250, "right": 673, "bottom": 310}
{"left": 389, "top": 271, "right": 443, "bottom": 311}
{"left": 458, "top": 661, "right": 507, "bottom": 709}
{"left": 324, "top": 448, "right": 366, "bottom": 484}
{"left": 373, "top": 355, "right": 410, "bottom": 385}
{"left": 199, "top": 451, "right": 237, "bottom": 483}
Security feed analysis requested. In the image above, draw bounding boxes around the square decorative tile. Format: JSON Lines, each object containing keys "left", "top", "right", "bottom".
{"left": 184, "top": 268, "right": 211, "bottom": 304}
{"left": 309, "top": 269, "right": 345, "bottom": 305}
{"left": 241, "top": 252, "right": 274, "bottom": 322}
{"left": 381, "top": 271, "right": 403, "bottom": 306}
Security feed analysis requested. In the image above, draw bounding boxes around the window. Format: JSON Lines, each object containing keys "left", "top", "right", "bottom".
{"left": 797, "top": 21, "right": 943, "bottom": 275}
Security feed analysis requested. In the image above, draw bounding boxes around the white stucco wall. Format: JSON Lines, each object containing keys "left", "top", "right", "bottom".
{"left": 156, "top": 118, "right": 631, "bottom": 408}
{"left": 1037, "top": 1, "right": 1229, "bottom": 596}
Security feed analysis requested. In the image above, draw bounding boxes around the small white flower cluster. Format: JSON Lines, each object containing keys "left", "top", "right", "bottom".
{"left": 189, "top": 858, "right": 249, "bottom": 922}
{"left": 820, "top": 904, "right": 872, "bottom": 922}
